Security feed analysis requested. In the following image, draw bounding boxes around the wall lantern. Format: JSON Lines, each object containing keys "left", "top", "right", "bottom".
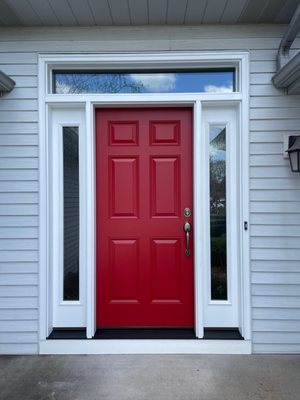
{"left": 287, "top": 135, "right": 300, "bottom": 172}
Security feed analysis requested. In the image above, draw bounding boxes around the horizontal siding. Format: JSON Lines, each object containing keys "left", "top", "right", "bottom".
{"left": 251, "top": 190, "right": 300, "bottom": 201}
{"left": 252, "top": 285, "right": 300, "bottom": 296}
{"left": 252, "top": 260, "right": 300, "bottom": 272}
{"left": 0, "top": 251, "right": 38, "bottom": 262}
{"left": 0, "top": 297, "right": 38, "bottom": 308}
{"left": 0, "top": 262, "right": 38, "bottom": 273}
{"left": 0, "top": 239, "right": 38, "bottom": 250}
{"left": 253, "top": 308, "right": 300, "bottom": 319}
{"left": 0, "top": 100, "right": 38, "bottom": 111}
{"left": 0, "top": 309, "right": 38, "bottom": 319}
{"left": 0, "top": 332, "right": 38, "bottom": 343}
{"left": 0, "top": 39, "right": 288, "bottom": 53}
{"left": 251, "top": 249, "right": 300, "bottom": 260}
{"left": 0, "top": 111, "right": 38, "bottom": 122}
{"left": 2, "top": 88, "right": 38, "bottom": 99}
{"left": 0, "top": 182, "right": 38, "bottom": 192}
{"left": 0, "top": 193, "right": 38, "bottom": 203}
{"left": 251, "top": 202, "right": 300, "bottom": 212}
{"left": 250, "top": 178, "right": 299, "bottom": 190}
{"left": 0, "top": 158, "right": 38, "bottom": 169}
{"left": 0, "top": 135, "right": 38, "bottom": 145}
{"left": 249, "top": 29, "right": 300, "bottom": 353}
{"left": 0, "top": 25, "right": 299, "bottom": 354}
{"left": 251, "top": 96, "right": 300, "bottom": 108}
{"left": 0, "top": 205, "right": 38, "bottom": 215}
{"left": 252, "top": 272, "right": 300, "bottom": 284}
{"left": 0, "top": 47, "right": 38, "bottom": 354}
{"left": 0, "top": 123, "right": 38, "bottom": 134}
{"left": 0, "top": 320, "right": 38, "bottom": 332}
{"left": 0, "top": 286, "right": 38, "bottom": 297}
{"left": 251, "top": 237, "right": 300, "bottom": 249}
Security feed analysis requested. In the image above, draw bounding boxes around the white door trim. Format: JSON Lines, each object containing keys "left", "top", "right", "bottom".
{"left": 50, "top": 108, "right": 86, "bottom": 327}
{"left": 38, "top": 51, "right": 250, "bottom": 351}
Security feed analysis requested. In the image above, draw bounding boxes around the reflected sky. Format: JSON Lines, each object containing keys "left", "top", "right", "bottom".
{"left": 53, "top": 71, "right": 235, "bottom": 94}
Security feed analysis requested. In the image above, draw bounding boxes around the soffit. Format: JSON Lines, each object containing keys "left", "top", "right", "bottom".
{"left": 0, "top": 0, "right": 299, "bottom": 27}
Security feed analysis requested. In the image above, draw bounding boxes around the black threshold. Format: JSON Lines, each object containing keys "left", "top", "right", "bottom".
{"left": 47, "top": 327, "right": 243, "bottom": 340}
{"left": 48, "top": 328, "right": 87, "bottom": 340}
{"left": 203, "top": 328, "right": 243, "bottom": 340}
{"left": 94, "top": 328, "right": 196, "bottom": 340}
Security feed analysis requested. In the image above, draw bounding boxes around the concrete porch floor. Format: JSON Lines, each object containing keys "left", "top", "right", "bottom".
{"left": 0, "top": 355, "right": 300, "bottom": 400}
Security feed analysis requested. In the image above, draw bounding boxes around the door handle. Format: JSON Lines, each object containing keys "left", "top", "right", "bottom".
{"left": 183, "top": 221, "right": 192, "bottom": 256}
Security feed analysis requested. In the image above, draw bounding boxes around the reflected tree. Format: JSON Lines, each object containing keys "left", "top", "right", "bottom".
{"left": 210, "top": 127, "right": 227, "bottom": 300}
{"left": 210, "top": 158, "right": 226, "bottom": 215}
{"left": 55, "top": 73, "right": 144, "bottom": 94}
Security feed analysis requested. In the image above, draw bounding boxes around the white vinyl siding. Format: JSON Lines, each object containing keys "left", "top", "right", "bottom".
{"left": 0, "top": 25, "right": 299, "bottom": 354}
{"left": 0, "top": 50, "right": 38, "bottom": 355}
{"left": 249, "top": 41, "right": 300, "bottom": 352}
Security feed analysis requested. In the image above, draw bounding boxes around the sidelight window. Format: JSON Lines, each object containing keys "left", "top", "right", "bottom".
{"left": 209, "top": 125, "right": 227, "bottom": 301}
{"left": 63, "top": 127, "right": 80, "bottom": 301}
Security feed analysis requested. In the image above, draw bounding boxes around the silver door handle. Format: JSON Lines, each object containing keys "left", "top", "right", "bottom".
{"left": 183, "top": 221, "right": 192, "bottom": 256}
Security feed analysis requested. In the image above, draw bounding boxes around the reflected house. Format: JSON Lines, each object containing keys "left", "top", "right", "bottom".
{"left": 209, "top": 127, "right": 226, "bottom": 214}
{"left": 210, "top": 128, "right": 226, "bottom": 151}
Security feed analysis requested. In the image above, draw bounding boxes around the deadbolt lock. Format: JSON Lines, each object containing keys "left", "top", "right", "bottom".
{"left": 184, "top": 208, "right": 191, "bottom": 217}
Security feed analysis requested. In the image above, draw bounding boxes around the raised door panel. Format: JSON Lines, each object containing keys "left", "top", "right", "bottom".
{"left": 109, "top": 157, "right": 139, "bottom": 218}
{"left": 151, "top": 239, "right": 182, "bottom": 303}
{"left": 108, "top": 239, "right": 139, "bottom": 303}
{"left": 150, "top": 157, "right": 180, "bottom": 218}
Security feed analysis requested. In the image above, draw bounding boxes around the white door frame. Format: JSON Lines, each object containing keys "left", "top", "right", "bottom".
{"left": 201, "top": 105, "right": 240, "bottom": 328}
{"left": 38, "top": 52, "right": 251, "bottom": 353}
{"left": 50, "top": 108, "right": 86, "bottom": 327}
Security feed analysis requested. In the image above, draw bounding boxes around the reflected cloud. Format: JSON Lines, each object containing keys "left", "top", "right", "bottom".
{"left": 130, "top": 73, "right": 177, "bottom": 91}
{"left": 204, "top": 84, "right": 233, "bottom": 93}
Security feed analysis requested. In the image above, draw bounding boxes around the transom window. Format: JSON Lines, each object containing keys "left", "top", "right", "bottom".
{"left": 52, "top": 70, "right": 235, "bottom": 94}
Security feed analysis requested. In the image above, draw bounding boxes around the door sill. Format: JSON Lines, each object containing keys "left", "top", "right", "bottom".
{"left": 40, "top": 339, "right": 252, "bottom": 354}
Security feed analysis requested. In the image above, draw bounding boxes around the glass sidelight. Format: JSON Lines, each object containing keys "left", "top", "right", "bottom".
{"left": 62, "top": 127, "right": 80, "bottom": 301}
{"left": 209, "top": 126, "right": 227, "bottom": 301}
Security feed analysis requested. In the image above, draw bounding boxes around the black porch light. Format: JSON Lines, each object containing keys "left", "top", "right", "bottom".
{"left": 287, "top": 135, "right": 300, "bottom": 172}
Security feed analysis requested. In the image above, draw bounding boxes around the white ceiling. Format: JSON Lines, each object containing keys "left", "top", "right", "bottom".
{"left": 0, "top": 0, "right": 299, "bottom": 27}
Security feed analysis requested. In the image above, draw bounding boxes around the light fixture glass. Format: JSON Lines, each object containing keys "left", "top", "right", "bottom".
{"left": 287, "top": 136, "right": 300, "bottom": 173}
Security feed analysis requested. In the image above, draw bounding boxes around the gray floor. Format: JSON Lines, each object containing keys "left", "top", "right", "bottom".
{"left": 0, "top": 355, "right": 300, "bottom": 400}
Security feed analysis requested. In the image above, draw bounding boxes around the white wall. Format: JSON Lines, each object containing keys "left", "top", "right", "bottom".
{"left": 0, "top": 25, "right": 299, "bottom": 354}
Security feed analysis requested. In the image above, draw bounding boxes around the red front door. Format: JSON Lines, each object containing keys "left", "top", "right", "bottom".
{"left": 96, "top": 108, "right": 194, "bottom": 327}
